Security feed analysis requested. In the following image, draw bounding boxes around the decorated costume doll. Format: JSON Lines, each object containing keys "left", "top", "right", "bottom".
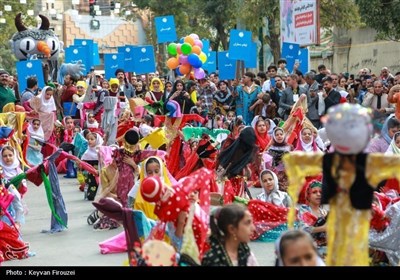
{"left": 283, "top": 103, "right": 400, "bottom": 266}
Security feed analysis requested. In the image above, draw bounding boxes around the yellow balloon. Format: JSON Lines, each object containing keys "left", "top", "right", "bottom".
{"left": 199, "top": 52, "right": 207, "bottom": 63}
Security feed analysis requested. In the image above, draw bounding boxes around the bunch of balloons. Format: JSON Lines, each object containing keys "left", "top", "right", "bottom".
{"left": 166, "top": 33, "right": 207, "bottom": 79}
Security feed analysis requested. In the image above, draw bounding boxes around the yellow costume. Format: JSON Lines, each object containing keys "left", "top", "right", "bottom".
{"left": 134, "top": 156, "right": 172, "bottom": 220}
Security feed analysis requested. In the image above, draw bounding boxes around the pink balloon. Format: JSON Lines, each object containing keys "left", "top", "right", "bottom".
{"left": 179, "top": 55, "right": 188, "bottom": 65}
{"left": 194, "top": 40, "right": 203, "bottom": 49}
{"left": 189, "top": 33, "right": 199, "bottom": 40}
{"left": 176, "top": 43, "right": 182, "bottom": 55}
{"left": 194, "top": 68, "right": 205, "bottom": 79}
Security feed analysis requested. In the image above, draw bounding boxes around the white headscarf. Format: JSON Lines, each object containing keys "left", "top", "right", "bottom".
{"left": 385, "top": 131, "right": 400, "bottom": 155}
{"left": 299, "top": 135, "right": 314, "bottom": 152}
{"left": 38, "top": 86, "right": 56, "bottom": 112}
{"left": 28, "top": 120, "right": 45, "bottom": 141}
{"left": 251, "top": 115, "right": 276, "bottom": 135}
{"left": 0, "top": 146, "right": 21, "bottom": 179}
{"left": 257, "top": 169, "right": 290, "bottom": 207}
{"left": 81, "top": 133, "right": 103, "bottom": 161}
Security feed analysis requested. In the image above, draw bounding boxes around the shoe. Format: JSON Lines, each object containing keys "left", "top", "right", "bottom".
{"left": 87, "top": 210, "right": 99, "bottom": 225}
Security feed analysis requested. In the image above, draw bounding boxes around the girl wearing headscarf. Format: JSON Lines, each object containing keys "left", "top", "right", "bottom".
{"left": 297, "top": 180, "right": 327, "bottom": 251}
{"left": 168, "top": 80, "right": 195, "bottom": 115}
{"left": 248, "top": 117, "right": 271, "bottom": 187}
{"left": 28, "top": 86, "right": 56, "bottom": 141}
{"left": 213, "top": 80, "right": 233, "bottom": 116}
{"left": 366, "top": 115, "right": 400, "bottom": 153}
{"left": 26, "top": 119, "right": 44, "bottom": 166}
{"left": 294, "top": 127, "right": 322, "bottom": 152}
{"left": 264, "top": 127, "right": 292, "bottom": 191}
{"left": 385, "top": 131, "right": 400, "bottom": 155}
{"left": 131, "top": 156, "right": 176, "bottom": 220}
{"left": 257, "top": 169, "right": 291, "bottom": 207}
{"left": 81, "top": 132, "right": 103, "bottom": 201}
{"left": 0, "top": 146, "right": 26, "bottom": 228}
{"left": 246, "top": 170, "right": 290, "bottom": 242}
{"left": 145, "top": 78, "right": 165, "bottom": 115}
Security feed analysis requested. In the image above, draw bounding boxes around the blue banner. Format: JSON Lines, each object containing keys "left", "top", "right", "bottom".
{"left": 228, "top": 29, "right": 252, "bottom": 61}
{"left": 244, "top": 42, "right": 257, "bottom": 68}
{"left": 118, "top": 45, "right": 135, "bottom": 72}
{"left": 65, "top": 46, "right": 90, "bottom": 74}
{"left": 16, "top": 60, "right": 45, "bottom": 90}
{"left": 218, "top": 51, "right": 236, "bottom": 80}
{"left": 104, "top": 53, "right": 124, "bottom": 80}
{"left": 93, "top": 42, "right": 100, "bottom": 66}
{"left": 298, "top": 47, "right": 309, "bottom": 74}
{"left": 74, "top": 39, "right": 93, "bottom": 69}
{"left": 154, "top": 15, "right": 177, "bottom": 43}
{"left": 281, "top": 42, "right": 300, "bottom": 73}
{"left": 201, "top": 39, "right": 210, "bottom": 55}
{"left": 132, "top": 46, "right": 156, "bottom": 74}
{"left": 203, "top": 51, "right": 217, "bottom": 73}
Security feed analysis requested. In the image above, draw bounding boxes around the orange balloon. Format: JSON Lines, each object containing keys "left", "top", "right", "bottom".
{"left": 179, "top": 64, "right": 191, "bottom": 75}
{"left": 192, "top": 45, "right": 201, "bottom": 55}
{"left": 184, "top": 36, "right": 195, "bottom": 46}
{"left": 166, "top": 57, "right": 179, "bottom": 70}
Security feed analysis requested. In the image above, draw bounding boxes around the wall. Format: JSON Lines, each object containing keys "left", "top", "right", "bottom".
{"left": 332, "top": 27, "right": 400, "bottom": 75}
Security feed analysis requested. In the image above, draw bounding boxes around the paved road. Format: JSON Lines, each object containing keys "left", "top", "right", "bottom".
{"left": 3, "top": 176, "right": 275, "bottom": 267}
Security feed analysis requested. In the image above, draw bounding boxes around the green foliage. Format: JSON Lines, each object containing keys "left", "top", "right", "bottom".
{"left": 0, "top": 2, "right": 37, "bottom": 44}
{"left": 0, "top": 2, "right": 37, "bottom": 73}
{"left": 0, "top": 42, "right": 18, "bottom": 74}
{"left": 356, "top": 0, "right": 400, "bottom": 41}
{"left": 320, "top": 0, "right": 361, "bottom": 29}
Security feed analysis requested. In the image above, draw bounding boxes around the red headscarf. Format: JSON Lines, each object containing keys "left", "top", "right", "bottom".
{"left": 254, "top": 119, "right": 271, "bottom": 151}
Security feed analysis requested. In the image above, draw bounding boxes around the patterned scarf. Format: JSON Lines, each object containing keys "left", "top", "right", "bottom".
{"left": 201, "top": 236, "right": 251, "bottom": 266}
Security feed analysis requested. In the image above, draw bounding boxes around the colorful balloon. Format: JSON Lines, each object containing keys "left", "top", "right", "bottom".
{"left": 181, "top": 43, "right": 192, "bottom": 55}
{"left": 199, "top": 52, "right": 207, "bottom": 63}
{"left": 193, "top": 39, "right": 203, "bottom": 49}
{"left": 194, "top": 68, "right": 205, "bottom": 79}
{"left": 179, "top": 55, "right": 189, "bottom": 65}
{"left": 179, "top": 64, "right": 191, "bottom": 75}
{"left": 188, "top": 53, "right": 201, "bottom": 68}
{"left": 166, "top": 57, "right": 179, "bottom": 70}
{"left": 167, "top": 43, "right": 178, "bottom": 56}
{"left": 176, "top": 43, "right": 182, "bottom": 55}
{"left": 192, "top": 45, "right": 201, "bottom": 55}
{"left": 184, "top": 36, "right": 195, "bottom": 46}
{"left": 189, "top": 33, "right": 199, "bottom": 40}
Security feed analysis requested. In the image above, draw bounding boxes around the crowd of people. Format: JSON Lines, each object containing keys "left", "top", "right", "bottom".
{"left": 0, "top": 58, "right": 400, "bottom": 266}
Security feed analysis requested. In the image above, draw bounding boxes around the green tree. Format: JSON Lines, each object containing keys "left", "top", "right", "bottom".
{"left": 356, "top": 0, "right": 400, "bottom": 41}
{"left": 0, "top": 3, "right": 37, "bottom": 74}
{"left": 0, "top": 43, "right": 18, "bottom": 74}
{"left": 0, "top": 2, "right": 37, "bottom": 44}
{"left": 237, "top": 0, "right": 361, "bottom": 64}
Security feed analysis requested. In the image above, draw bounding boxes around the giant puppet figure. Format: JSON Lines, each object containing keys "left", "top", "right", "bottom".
{"left": 283, "top": 103, "right": 400, "bottom": 266}
{"left": 10, "top": 13, "right": 63, "bottom": 82}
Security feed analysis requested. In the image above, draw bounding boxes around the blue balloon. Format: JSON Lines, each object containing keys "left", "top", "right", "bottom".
{"left": 179, "top": 37, "right": 185, "bottom": 44}
{"left": 175, "top": 67, "right": 182, "bottom": 76}
{"left": 188, "top": 53, "right": 203, "bottom": 68}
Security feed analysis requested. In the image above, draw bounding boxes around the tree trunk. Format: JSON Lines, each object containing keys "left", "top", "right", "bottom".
{"left": 267, "top": 16, "right": 281, "bottom": 64}
{"left": 215, "top": 21, "right": 228, "bottom": 50}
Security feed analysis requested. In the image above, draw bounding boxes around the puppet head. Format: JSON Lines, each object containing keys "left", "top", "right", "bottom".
{"left": 10, "top": 13, "right": 63, "bottom": 61}
{"left": 322, "top": 103, "right": 372, "bottom": 154}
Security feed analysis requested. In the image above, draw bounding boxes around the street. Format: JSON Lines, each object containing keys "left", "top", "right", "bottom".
{"left": 3, "top": 176, "right": 275, "bottom": 267}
